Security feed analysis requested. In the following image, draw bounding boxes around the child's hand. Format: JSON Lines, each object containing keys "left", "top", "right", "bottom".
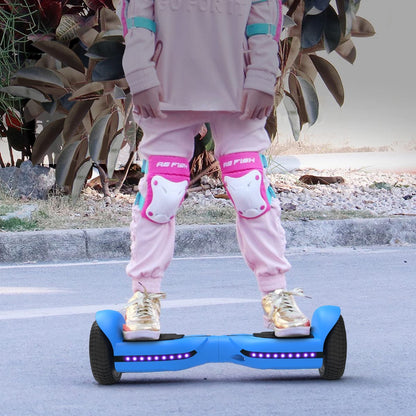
{"left": 240, "top": 89, "right": 274, "bottom": 120}
{"left": 133, "top": 86, "right": 167, "bottom": 119}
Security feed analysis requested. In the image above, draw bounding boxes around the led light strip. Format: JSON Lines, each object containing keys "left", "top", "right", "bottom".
{"left": 115, "top": 350, "right": 197, "bottom": 363}
{"left": 241, "top": 350, "right": 323, "bottom": 359}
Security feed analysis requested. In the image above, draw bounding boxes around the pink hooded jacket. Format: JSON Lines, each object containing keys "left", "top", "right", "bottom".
{"left": 121, "top": 0, "right": 282, "bottom": 112}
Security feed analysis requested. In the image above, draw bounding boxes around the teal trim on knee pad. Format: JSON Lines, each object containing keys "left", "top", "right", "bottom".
{"left": 141, "top": 159, "right": 148, "bottom": 174}
{"left": 259, "top": 155, "right": 275, "bottom": 203}
{"left": 267, "top": 185, "right": 276, "bottom": 203}
{"left": 134, "top": 160, "right": 148, "bottom": 209}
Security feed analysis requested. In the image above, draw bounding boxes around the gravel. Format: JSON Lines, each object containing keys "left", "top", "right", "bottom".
{"left": 183, "top": 169, "right": 416, "bottom": 218}
{"left": 3, "top": 168, "right": 415, "bottom": 231}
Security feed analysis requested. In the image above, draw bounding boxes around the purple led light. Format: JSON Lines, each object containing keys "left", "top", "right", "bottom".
{"left": 243, "top": 350, "right": 319, "bottom": 359}
{"left": 122, "top": 351, "right": 195, "bottom": 363}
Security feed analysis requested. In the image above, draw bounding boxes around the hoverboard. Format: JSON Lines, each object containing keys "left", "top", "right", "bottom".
{"left": 89, "top": 305, "right": 346, "bottom": 384}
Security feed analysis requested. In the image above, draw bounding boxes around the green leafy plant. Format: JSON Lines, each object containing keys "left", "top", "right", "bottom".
{"left": 268, "top": 0, "right": 375, "bottom": 141}
{"left": 0, "top": 1, "right": 43, "bottom": 167}
{"left": 0, "top": 1, "right": 137, "bottom": 199}
{"left": 1, "top": 0, "right": 375, "bottom": 198}
{"left": 191, "top": 0, "right": 375, "bottom": 181}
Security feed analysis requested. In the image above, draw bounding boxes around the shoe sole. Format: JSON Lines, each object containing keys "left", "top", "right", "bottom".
{"left": 123, "top": 330, "right": 160, "bottom": 341}
{"left": 274, "top": 326, "right": 311, "bottom": 338}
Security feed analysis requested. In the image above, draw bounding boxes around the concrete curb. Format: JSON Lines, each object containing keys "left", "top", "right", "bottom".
{"left": 1, "top": 217, "right": 415, "bottom": 264}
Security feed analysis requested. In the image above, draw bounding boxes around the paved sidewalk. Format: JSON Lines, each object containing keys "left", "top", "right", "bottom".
{"left": 271, "top": 151, "right": 416, "bottom": 173}
{"left": 1, "top": 216, "right": 415, "bottom": 263}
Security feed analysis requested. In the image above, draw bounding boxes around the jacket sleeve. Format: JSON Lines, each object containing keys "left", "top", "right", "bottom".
{"left": 122, "top": 0, "right": 160, "bottom": 95}
{"left": 244, "top": 0, "right": 281, "bottom": 96}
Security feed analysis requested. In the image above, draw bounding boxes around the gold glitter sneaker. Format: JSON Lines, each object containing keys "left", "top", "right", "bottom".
{"left": 122, "top": 286, "right": 166, "bottom": 341}
{"left": 262, "top": 288, "right": 311, "bottom": 338}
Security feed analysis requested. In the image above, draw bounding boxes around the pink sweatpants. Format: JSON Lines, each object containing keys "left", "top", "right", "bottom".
{"left": 126, "top": 111, "right": 291, "bottom": 295}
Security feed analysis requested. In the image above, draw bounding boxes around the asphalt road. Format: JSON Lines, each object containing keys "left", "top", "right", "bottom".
{"left": 1, "top": 246, "right": 415, "bottom": 416}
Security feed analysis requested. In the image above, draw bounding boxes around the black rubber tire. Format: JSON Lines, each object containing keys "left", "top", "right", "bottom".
{"left": 89, "top": 321, "right": 122, "bottom": 385}
{"left": 319, "top": 315, "right": 347, "bottom": 380}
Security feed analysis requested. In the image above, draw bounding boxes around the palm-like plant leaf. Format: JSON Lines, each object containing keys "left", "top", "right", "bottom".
{"left": 71, "top": 157, "right": 93, "bottom": 199}
{"left": 63, "top": 99, "right": 94, "bottom": 142}
{"left": 288, "top": 73, "right": 309, "bottom": 126}
{"left": 323, "top": 6, "right": 341, "bottom": 52}
{"left": 0, "top": 86, "right": 51, "bottom": 103}
{"left": 301, "top": 12, "right": 326, "bottom": 48}
{"left": 283, "top": 93, "right": 302, "bottom": 141}
{"left": 276, "top": 0, "right": 373, "bottom": 141}
{"left": 336, "top": 39, "right": 356, "bottom": 63}
{"left": 14, "top": 67, "right": 65, "bottom": 88}
{"left": 309, "top": 54, "right": 344, "bottom": 105}
{"left": 296, "top": 75, "right": 319, "bottom": 125}
{"left": 33, "top": 40, "right": 85, "bottom": 73}
{"left": 31, "top": 117, "right": 65, "bottom": 165}
{"left": 107, "top": 131, "right": 124, "bottom": 179}
{"left": 89, "top": 113, "right": 111, "bottom": 163}
{"left": 350, "top": 16, "right": 375, "bottom": 37}
{"left": 70, "top": 82, "right": 104, "bottom": 101}
{"left": 56, "top": 140, "right": 83, "bottom": 186}
{"left": 86, "top": 40, "right": 125, "bottom": 59}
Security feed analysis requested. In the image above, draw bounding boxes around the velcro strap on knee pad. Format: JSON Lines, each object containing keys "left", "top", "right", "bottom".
{"left": 141, "top": 156, "right": 190, "bottom": 224}
{"left": 219, "top": 152, "right": 270, "bottom": 219}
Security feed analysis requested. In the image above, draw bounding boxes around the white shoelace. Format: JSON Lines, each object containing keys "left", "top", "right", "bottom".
{"left": 268, "top": 288, "right": 310, "bottom": 317}
{"left": 125, "top": 282, "right": 166, "bottom": 320}
{"left": 126, "top": 292, "right": 165, "bottom": 319}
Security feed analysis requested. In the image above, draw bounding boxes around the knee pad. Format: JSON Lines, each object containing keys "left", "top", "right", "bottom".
{"left": 219, "top": 152, "right": 272, "bottom": 219}
{"left": 136, "top": 155, "right": 190, "bottom": 224}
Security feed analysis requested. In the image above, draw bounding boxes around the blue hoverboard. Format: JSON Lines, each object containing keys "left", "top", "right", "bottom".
{"left": 89, "top": 305, "right": 346, "bottom": 384}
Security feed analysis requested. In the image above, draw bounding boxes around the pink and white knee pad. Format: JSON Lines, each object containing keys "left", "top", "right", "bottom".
{"left": 136, "top": 155, "right": 190, "bottom": 224}
{"left": 219, "top": 152, "right": 273, "bottom": 219}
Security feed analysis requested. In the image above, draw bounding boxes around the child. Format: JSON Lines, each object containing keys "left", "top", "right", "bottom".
{"left": 120, "top": 0, "right": 310, "bottom": 341}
